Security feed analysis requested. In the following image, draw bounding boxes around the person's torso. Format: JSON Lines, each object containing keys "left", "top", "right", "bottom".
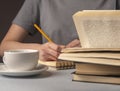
{"left": 39, "top": 0, "right": 117, "bottom": 45}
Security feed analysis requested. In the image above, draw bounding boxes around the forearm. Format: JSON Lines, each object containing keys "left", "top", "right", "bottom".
{"left": 0, "top": 41, "right": 41, "bottom": 56}
{"left": 0, "top": 41, "right": 62, "bottom": 61}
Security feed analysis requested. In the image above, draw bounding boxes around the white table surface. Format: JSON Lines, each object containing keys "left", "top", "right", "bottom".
{"left": 0, "top": 68, "right": 120, "bottom": 91}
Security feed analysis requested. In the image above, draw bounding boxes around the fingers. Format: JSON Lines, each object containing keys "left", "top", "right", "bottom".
{"left": 66, "top": 39, "right": 81, "bottom": 48}
{"left": 40, "top": 51, "right": 58, "bottom": 61}
{"left": 58, "top": 45, "right": 66, "bottom": 50}
{"left": 47, "top": 42, "right": 62, "bottom": 52}
{"left": 39, "top": 42, "right": 62, "bottom": 61}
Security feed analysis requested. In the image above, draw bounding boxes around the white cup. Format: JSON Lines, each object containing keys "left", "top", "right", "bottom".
{"left": 3, "top": 49, "right": 39, "bottom": 71}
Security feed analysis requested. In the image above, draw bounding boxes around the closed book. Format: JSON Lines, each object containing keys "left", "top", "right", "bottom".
{"left": 61, "top": 47, "right": 120, "bottom": 53}
{"left": 72, "top": 73, "right": 120, "bottom": 85}
{"left": 59, "top": 47, "right": 120, "bottom": 66}
{"left": 60, "top": 51, "right": 120, "bottom": 59}
{"left": 58, "top": 56, "right": 120, "bottom": 66}
{"left": 75, "top": 63, "right": 120, "bottom": 75}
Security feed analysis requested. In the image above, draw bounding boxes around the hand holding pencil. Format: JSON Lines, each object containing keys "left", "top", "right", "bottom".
{"left": 34, "top": 24, "right": 64, "bottom": 61}
{"left": 34, "top": 24, "right": 80, "bottom": 61}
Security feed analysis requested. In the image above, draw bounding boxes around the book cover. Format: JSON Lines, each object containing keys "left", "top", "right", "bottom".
{"left": 59, "top": 52, "right": 120, "bottom": 59}
{"left": 58, "top": 56, "right": 120, "bottom": 66}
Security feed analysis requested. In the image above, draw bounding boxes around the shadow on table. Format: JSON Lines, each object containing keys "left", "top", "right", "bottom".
{"left": 2, "top": 69, "right": 69, "bottom": 79}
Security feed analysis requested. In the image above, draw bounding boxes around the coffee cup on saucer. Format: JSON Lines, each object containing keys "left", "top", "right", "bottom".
{"left": 3, "top": 49, "right": 39, "bottom": 72}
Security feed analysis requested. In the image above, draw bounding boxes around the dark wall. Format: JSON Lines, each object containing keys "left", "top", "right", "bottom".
{"left": 0, "top": 0, "right": 42, "bottom": 61}
{"left": 0, "top": 0, "right": 24, "bottom": 42}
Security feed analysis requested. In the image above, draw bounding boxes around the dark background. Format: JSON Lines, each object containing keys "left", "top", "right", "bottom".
{"left": 0, "top": 0, "right": 42, "bottom": 61}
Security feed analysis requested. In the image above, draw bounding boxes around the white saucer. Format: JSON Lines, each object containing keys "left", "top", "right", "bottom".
{"left": 0, "top": 63, "right": 48, "bottom": 77}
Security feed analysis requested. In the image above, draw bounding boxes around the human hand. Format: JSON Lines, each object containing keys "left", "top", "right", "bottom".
{"left": 66, "top": 39, "right": 81, "bottom": 48}
{"left": 39, "top": 42, "right": 65, "bottom": 61}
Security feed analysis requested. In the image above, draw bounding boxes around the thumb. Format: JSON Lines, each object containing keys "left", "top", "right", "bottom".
{"left": 66, "top": 39, "right": 81, "bottom": 48}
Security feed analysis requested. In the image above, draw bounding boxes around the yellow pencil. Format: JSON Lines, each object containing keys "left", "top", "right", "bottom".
{"left": 34, "top": 24, "right": 53, "bottom": 42}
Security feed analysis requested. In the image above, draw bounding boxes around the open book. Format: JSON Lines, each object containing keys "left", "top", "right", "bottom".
{"left": 73, "top": 10, "right": 120, "bottom": 48}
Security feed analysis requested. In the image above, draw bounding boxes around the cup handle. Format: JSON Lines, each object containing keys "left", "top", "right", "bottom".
{"left": 2, "top": 56, "right": 6, "bottom": 64}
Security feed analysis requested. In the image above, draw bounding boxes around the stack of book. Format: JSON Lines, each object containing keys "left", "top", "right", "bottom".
{"left": 59, "top": 10, "right": 120, "bottom": 84}
{"left": 59, "top": 47, "right": 120, "bottom": 66}
{"left": 58, "top": 47, "right": 120, "bottom": 84}
{"left": 73, "top": 63, "right": 120, "bottom": 85}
